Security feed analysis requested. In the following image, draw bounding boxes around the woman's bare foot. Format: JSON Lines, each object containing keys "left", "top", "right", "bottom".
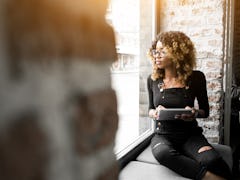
{"left": 202, "top": 171, "right": 226, "bottom": 180}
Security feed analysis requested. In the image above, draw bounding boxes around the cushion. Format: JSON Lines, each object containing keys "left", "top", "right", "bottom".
{"left": 119, "top": 161, "right": 190, "bottom": 180}
{"left": 119, "top": 144, "right": 232, "bottom": 180}
{"left": 136, "top": 144, "right": 159, "bottom": 165}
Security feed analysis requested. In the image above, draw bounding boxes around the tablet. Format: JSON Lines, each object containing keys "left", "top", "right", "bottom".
{"left": 157, "top": 108, "right": 192, "bottom": 121}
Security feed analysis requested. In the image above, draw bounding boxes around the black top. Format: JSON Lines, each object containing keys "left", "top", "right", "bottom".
{"left": 147, "top": 70, "right": 209, "bottom": 135}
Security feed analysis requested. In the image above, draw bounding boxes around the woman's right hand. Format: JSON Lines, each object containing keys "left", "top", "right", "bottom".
{"left": 149, "top": 105, "right": 166, "bottom": 119}
{"left": 156, "top": 105, "right": 166, "bottom": 120}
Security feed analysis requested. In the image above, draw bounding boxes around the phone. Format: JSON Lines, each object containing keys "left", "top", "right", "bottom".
{"left": 157, "top": 108, "right": 192, "bottom": 121}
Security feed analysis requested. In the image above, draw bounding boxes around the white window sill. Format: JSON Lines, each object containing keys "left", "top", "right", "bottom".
{"left": 115, "top": 129, "right": 154, "bottom": 160}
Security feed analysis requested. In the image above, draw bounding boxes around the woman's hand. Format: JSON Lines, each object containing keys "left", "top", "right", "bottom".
{"left": 149, "top": 109, "right": 158, "bottom": 119}
{"left": 155, "top": 105, "right": 166, "bottom": 120}
{"left": 149, "top": 105, "right": 166, "bottom": 119}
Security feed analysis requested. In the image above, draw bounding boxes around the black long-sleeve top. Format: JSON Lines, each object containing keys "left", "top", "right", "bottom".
{"left": 147, "top": 70, "right": 209, "bottom": 135}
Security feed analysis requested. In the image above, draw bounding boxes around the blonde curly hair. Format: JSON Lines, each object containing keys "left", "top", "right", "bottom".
{"left": 147, "top": 31, "right": 196, "bottom": 85}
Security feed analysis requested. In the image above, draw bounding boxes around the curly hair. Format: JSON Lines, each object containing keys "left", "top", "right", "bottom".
{"left": 147, "top": 31, "right": 196, "bottom": 85}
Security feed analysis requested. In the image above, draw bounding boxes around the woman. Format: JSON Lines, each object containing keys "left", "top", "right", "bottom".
{"left": 147, "top": 31, "right": 231, "bottom": 180}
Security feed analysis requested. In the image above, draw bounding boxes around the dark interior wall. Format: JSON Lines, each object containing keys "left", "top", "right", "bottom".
{"left": 233, "top": 0, "right": 240, "bottom": 85}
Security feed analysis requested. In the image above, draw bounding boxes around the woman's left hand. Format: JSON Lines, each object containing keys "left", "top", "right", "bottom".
{"left": 174, "top": 106, "right": 197, "bottom": 121}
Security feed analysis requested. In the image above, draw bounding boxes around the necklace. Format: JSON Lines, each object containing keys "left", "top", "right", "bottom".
{"left": 158, "top": 78, "right": 186, "bottom": 99}
{"left": 157, "top": 82, "right": 165, "bottom": 99}
{"left": 158, "top": 79, "right": 176, "bottom": 99}
{"left": 163, "top": 78, "right": 177, "bottom": 89}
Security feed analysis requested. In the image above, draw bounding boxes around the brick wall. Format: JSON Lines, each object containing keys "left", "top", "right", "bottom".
{"left": 140, "top": 0, "right": 227, "bottom": 143}
{"left": 0, "top": 0, "right": 118, "bottom": 179}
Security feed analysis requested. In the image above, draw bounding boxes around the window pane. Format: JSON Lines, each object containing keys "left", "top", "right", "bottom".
{"left": 106, "top": 0, "right": 154, "bottom": 155}
{"left": 111, "top": 71, "right": 139, "bottom": 152}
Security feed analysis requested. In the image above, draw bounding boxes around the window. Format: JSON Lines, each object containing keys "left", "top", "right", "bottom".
{"left": 106, "top": 0, "right": 156, "bottom": 158}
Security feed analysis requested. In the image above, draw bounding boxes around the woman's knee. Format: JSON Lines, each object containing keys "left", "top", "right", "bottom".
{"left": 152, "top": 143, "right": 177, "bottom": 164}
{"left": 197, "top": 146, "right": 220, "bottom": 165}
{"left": 198, "top": 145, "right": 212, "bottom": 153}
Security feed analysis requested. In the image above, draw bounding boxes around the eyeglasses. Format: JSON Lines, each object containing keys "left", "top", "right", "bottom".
{"left": 151, "top": 49, "right": 167, "bottom": 57}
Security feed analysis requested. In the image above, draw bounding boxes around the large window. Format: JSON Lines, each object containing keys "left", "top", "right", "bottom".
{"left": 106, "top": 0, "right": 155, "bottom": 157}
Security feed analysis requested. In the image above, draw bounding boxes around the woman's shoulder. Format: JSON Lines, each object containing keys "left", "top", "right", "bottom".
{"left": 191, "top": 70, "right": 205, "bottom": 76}
{"left": 147, "top": 74, "right": 152, "bottom": 79}
{"left": 147, "top": 74, "right": 162, "bottom": 88}
{"left": 147, "top": 74, "right": 159, "bottom": 81}
{"left": 147, "top": 74, "right": 153, "bottom": 84}
{"left": 147, "top": 74, "right": 162, "bottom": 82}
{"left": 188, "top": 70, "right": 206, "bottom": 88}
{"left": 190, "top": 70, "right": 206, "bottom": 80}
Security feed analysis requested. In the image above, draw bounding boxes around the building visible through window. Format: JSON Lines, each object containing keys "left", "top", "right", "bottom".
{"left": 106, "top": 0, "right": 154, "bottom": 156}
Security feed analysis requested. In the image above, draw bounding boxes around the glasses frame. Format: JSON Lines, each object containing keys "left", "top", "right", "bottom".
{"left": 151, "top": 49, "right": 167, "bottom": 57}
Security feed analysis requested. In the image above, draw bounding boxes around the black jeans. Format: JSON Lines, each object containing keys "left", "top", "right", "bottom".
{"left": 151, "top": 134, "right": 232, "bottom": 180}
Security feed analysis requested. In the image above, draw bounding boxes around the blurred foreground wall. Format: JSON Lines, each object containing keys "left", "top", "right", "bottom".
{"left": 0, "top": 0, "right": 118, "bottom": 179}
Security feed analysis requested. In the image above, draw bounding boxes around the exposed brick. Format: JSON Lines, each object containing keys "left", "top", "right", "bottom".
{"left": 205, "top": 71, "right": 222, "bottom": 80}
{"left": 207, "top": 81, "right": 222, "bottom": 91}
{"left": 208, "top": 39, "right": 223, "bottom": 47}
{"left": 207, "top": 136, "right": 220, "bottom": 143}
{"left": 214, "top": 28, "right": 223, "bottom": 35}
{"left": 209, "top": 103, "right": 222, "bottom": 112}
{"left": 205, "top": 59, "right": 223, "bottom": 70}
{"left": 73, "top": 89, "right": 118, "bottom": 155}
{"left": 208, "top": 93, "right": 221, "bottom": 103}
{"left": 0, "top": 116, "right": 48, "bottom": 180}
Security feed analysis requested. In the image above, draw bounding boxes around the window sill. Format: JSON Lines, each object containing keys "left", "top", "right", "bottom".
{"left": 115, "top": 129, "right": 154, "bottom": 160}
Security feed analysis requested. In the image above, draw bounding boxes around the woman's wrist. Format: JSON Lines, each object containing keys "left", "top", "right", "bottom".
{"left": 191, "top": 107, "right": 199, "bottom": 118}
{"left": 194, "top": 109, "right": 199, "bottom": 118}
{"left": 149, "top": 109, "right": 158, "bottom": 119}
{"left": 193, "top": 109, "right": 205, "bottom": 118}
